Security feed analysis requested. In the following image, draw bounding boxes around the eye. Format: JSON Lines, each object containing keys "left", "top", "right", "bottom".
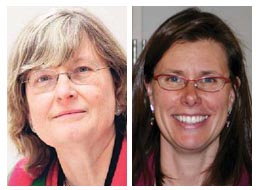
{"left": 201, "top": 77, "right": 218, "bottom": 83}
{"left": 30, "top": 70, "right": 55, "bottom": 84}
{"left": 74, "top": 66, "right": 91, "bottom": 73}
{"left": 35, "top": 74, "right": 54, "bottom": 83}
{"left": 165, "top": 75, "right": 182, "bottom": 83}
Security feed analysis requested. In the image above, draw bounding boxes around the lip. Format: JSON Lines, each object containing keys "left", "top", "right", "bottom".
{"left": 172, "top": 114, "right": 210, "bottom": 129}
{"left": 53, "top": 109, "right": 86, "bottom": 119}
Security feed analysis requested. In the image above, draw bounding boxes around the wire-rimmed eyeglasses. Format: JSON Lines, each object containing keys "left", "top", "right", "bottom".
{"left": 21, "top": 65, "right": 109, "bottom": 93}
{"left": 153, "top": 74, "right": 231, "bottom": 92}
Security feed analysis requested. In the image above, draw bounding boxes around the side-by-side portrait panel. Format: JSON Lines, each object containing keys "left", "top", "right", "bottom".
{"left": 6, "top": 5, "right": 252, "bottom": 187}
{"left": 7, "top": 6, "right": 127, "bottom": 186}
{"left": 132, "top": 6, "right": 251, "bottom": 186}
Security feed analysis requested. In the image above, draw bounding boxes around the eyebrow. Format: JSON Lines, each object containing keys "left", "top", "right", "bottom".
{"left": 71, "top": 56, "right": 100, "bottom": 67}
{"left": 74, "top": 56, "right": 93, "bottom": 63}
{"left": 159, "top": 69, "right": 184, "bottom": 75}
{"left": 199, "top": 70, "right": 224, "bottom": 76}
{"left": 158, "top": 69, "right": 224, "bottom": 77}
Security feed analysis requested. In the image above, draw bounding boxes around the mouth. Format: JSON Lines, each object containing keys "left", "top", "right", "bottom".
{"left": 173, "top": 115, "right": 209, "bottom": 125}
{"left": 53, "top": 110, "right": 86, "bottom": 119}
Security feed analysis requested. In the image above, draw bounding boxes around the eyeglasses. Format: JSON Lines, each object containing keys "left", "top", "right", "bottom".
{"left": 22, "top": 65, "right": 109, "bottom": 93}
{"left": 153, "top": 74, "right": 231, "bottom": 92}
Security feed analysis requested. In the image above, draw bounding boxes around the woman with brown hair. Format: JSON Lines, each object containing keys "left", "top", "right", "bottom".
{"left": 133, "top": 7, "right": 251, "bottom": 185}
{"left": 8, "top": 8, "right": 127, "bottom": 186}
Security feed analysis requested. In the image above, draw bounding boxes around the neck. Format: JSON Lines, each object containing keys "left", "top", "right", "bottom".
{"left": 56, "top": 127, "right": 115, "bottom": 186}
{"left": 160, "top": 135, "right": 219, "bottom": 186}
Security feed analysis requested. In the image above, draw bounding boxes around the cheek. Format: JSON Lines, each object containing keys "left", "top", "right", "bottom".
{"left": 29, "top": 99, "right": 51, "bottom": 125}
{"left": 152, "top": 87, "right": 179, "bottom": 112}
{"left": 209, "top": 94, "right": 231, "bottom": 130}
{"left": 206, "top": 89, "right": 231, "bottom": 113}
{"left": 86, "top": 78, "right": 116, "bottom": 114}
{"left": 26, "top": 92, "right": 53, "bottom": 126}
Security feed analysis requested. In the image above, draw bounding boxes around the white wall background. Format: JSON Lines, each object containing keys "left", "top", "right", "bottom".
{"left": 7, "top": 6, "right": 127, "bottom": 173}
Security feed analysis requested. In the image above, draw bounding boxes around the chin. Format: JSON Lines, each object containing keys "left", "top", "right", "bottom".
{"left": 174, "top": 137, "right": 209, "bottom": 152}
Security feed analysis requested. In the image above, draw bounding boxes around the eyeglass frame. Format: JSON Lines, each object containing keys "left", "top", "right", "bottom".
{"left": 20, "top": 66, "right": 109, "bottom": 93}
{"left": 153, "top": 74, "right": 231, "bottom": 92}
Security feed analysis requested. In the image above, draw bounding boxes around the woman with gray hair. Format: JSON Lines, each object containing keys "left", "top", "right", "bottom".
{"left": 8, "top": 8, "right": 127, "bottom": 186}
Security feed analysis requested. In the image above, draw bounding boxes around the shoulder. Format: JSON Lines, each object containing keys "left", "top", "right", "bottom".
{"left": 8, "top": 158, "right": 35, "bottom": 186}
{"left": 8, "top": 158, "right": 59, "bottom": 186}
{"left": 112, "top": 137, "right": 127, "bottom": 186}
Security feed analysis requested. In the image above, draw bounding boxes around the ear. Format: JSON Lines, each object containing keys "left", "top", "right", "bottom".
{"left": 228, "top": 88, "right": 235, "bottom": 110}
{"left": 228, "top": 77, "right": 241, "bottom": 110}
{"left": 144, "top": 80, "right": 154, "bottom": 108}
{"left": 27, "top": 113, "right": 32, "bottom": 126}
{"left": 235, "top": 76, "right": 241, "bottom": 89}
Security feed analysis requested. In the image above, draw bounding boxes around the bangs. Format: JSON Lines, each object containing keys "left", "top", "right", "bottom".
{"left": 19, "top": 12, "right": 86, "bottom": 73}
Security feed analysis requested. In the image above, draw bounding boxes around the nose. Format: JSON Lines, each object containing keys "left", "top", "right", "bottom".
{"left": 180, "top": 81, "right": 201, "bottom": 107}
{"left": 54, "top": 74, "right": 78, "bottom": 103}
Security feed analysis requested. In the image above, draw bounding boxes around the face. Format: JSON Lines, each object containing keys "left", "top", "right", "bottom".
{"left": 26, "top": 37, "right": 116, "bottom": 148}
{"left": 145, "top": 40, "right": 235, "bottom": 153}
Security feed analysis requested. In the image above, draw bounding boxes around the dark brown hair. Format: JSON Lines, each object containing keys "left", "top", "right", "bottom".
{"left": 133, "top": 7, "right": 251, "bottom": 185}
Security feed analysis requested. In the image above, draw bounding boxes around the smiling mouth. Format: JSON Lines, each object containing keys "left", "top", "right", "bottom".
{"left": 173, "top": 115, "right": 209, "bottom": 124}
{"left": 54, "top": 111, "right": 86, "bottom": 119}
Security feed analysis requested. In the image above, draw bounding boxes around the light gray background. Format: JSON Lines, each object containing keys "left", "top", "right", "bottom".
{"left": 132, "top": 6, "right": 252, "bottom": 89}
{"left": 7, "top": 6, "right": 127, "bottom": 173}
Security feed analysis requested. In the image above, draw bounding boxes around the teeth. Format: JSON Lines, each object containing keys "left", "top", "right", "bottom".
{"left": 174, "top": 115, "right": 208, "bottom": 124}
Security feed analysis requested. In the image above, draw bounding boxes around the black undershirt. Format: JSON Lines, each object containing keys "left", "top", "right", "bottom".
{"left": 104, "top": 115, "right": 125, "bottom": 185}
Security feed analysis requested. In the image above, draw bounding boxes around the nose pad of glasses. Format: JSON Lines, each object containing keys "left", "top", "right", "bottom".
{"left": 57, "top": 73, "right": 72, "bottom": 82}
{"left": 193, "top": 82, "right": 198, "bottom": 88}
{"left": 186, "top": 80, "right": 198, "bottom": 89}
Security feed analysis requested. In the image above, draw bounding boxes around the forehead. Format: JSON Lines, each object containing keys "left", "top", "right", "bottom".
{"left": 64, "top": 36, "right": 105, "bottom": 67}
{"left": 25, "top": 35, "right": 104, "bottom": 71}
{"left": 155, "top": 40, "right": 229, "bottom": 76}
